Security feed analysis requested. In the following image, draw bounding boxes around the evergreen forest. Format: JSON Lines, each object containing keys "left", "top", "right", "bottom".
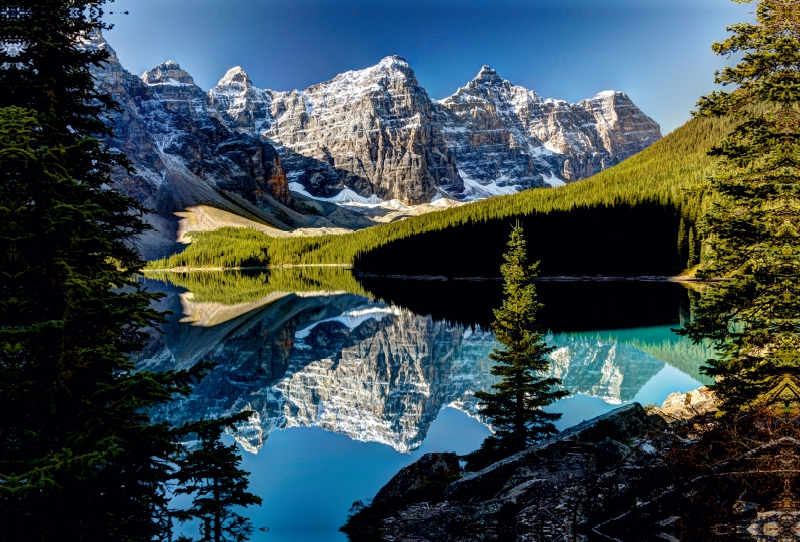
{"left": 0, "top": 3, "right": 262, "bottom": 541}
{"left": 147, "top": 115, "right": 735, "bottom": 276}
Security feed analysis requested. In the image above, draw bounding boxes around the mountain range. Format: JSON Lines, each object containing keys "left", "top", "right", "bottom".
{"left": 83, "top": 32, "right": 661, "bottom": 258}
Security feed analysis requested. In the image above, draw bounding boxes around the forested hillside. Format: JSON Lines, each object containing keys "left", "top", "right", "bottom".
{"left": 147, "top": 116, "right": 735, "bottom": 275}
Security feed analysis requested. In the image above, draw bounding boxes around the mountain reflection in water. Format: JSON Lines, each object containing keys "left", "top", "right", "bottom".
{"left": 136, "top": 271, "right": 712, "bottom": 454}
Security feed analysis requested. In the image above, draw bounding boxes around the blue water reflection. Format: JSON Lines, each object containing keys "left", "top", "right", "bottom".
{"left": 230, "top": 407, "right": 491, "bottom": 542}
{"left": 139, "top": 274, "right": 709, "bottom": 541}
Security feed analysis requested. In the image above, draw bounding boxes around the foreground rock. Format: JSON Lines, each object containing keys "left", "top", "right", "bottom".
{"left": 651, "top": 386, "right": 717, "bottom": 421}
{"left": 375, "top": 453, "right": 462, "bottom": 503}
{"left": 343, "top": 389, "right": 719, "bottom": 542}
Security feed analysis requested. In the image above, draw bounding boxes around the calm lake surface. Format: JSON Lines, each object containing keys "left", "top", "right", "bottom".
{"left": 137, "top": 270, "right": 711, "bottom": 541}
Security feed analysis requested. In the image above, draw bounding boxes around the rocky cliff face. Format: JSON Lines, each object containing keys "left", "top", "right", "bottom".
{"left": 207, "top": 57, "right": 463, "bottom": 204}
{"left": 88, "top": 32, "right": 661, "bottom": 231}
{"left": 201, "top": 56, "right": 660, "bottom": 204}
{"left": 82, "top": 33, "right": 306, "bottom": 259}
{"left": 205, "top": 66, "right": 274, "bottom": 135}
{"left": 437, "top": 67, "right": 662, "bottom": 193}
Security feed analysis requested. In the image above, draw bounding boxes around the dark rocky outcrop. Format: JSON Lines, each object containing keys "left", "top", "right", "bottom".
{"left": 375, "top": 453, "right": 462, "bottom": 504}
{"left": 341, "top": 403, "right": 669, "bottom": 541}
{"left": 346, "top": 385, "right": 800, "bottom": 542}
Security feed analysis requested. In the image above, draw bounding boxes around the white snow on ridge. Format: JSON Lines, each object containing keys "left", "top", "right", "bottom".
{"left": 290, "top": 174, "right": 558, "bottom": 210}
{"left": 541, "top": 171, "right": 566, "bottom": 187}
{"left": 530, "top": 145, "right": 556, "bottom": 156}
{"left": 289, "top": 182, "right": 426, "bottom": 211}
{"left": 288, "top": 182, "right": 383, "bottom": 206}
{"left": 458, "top": 170, "right": 521, "bottom": 201}
{"left": 592, "top": 90, "right": 621, "bottom": 100}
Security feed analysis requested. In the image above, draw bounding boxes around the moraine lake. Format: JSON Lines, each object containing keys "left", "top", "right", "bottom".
{"left": 137, "top": 269, "right": 712, "bottom": 542}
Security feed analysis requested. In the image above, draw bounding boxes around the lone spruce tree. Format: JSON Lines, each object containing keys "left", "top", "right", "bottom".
{"left": 683, "top": 0, "right": 800, "bottom": 411}
{"left": 175, "top": 419, "right": 263, "bottom": 542}
{"left": 464, "top": 225, "right": 567, "bottom": 471}
{"left": 0, "top": 2, "right": 258, "bottom": 540}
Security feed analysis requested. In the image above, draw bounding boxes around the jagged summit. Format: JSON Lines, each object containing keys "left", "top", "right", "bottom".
{"left": 473, "top": 65, "right": 501, "bottom": 82}
{"left": 217, "top": 66, "right": 252, "bottom": 88}
{"left": 592, "top": 89, "right": 625, "bottom": 100}
{"left": 467, "top": 66, "right": 508, "bottom": 90}
{"left": 80, "top": 28, "right": 120, "bottom": 65}
{"left": 436, "top": 67, "right": 661, "bottom": 190}
{"left": 88, "top": 31, "right": 662, "bottom": 228}
{"left": 305, "top": 54, "right": 417, "bottom": 96}
{"left": 378, "top": 55, "right": 409, "bottom": 67}
{"left": 355, "top": 54, "right": 412, "bottom": 78}
{"left": 141, "top": 60, "right": 195, "bottom": 86}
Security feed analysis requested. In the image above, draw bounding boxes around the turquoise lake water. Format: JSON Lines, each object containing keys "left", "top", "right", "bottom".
{"left": 139, "top": 274, "right": 709, "bottom": 541}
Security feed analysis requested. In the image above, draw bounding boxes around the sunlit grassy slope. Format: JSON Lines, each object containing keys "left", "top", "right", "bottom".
{"left": 146, "top": 116, "right": 734, "bottom": 270}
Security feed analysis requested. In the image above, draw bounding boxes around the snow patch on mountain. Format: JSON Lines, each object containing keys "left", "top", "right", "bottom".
{"left": 289, "top": 182, "right": 383, "bottom": 206}
{"left": 542, "top": 171, "right": 567, "bottom": 187}
{"left": 457, "top": 171, "right": 522, "bottom": 201}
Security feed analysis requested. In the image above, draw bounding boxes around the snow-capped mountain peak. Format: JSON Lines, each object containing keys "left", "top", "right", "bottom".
{"left": 436, "top": 68, "right": 660, "bottom": 189}
{"left": 141, "top": 60, "right": 196, "bottom": 86}
{"left": 379, "top": 54, "right": 410, "bottom": 68}
{"left": 217, "top": 66, "right": 253, "bottom": 88}
{"left": 592, "top": 89, "right": 622, "bottom": 100}
{"left": 86, "top": 29, "right": 662, "bottom": 245}
{"left": 312, "top": 54, "right": 416, "bottom": 94}
{"left": 473, "top": 65, "right": 503, "bottom": 84}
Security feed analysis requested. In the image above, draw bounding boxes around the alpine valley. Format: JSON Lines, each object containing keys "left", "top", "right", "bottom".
{"left": 83, "top": 32, "right": 661, "bottom": 259}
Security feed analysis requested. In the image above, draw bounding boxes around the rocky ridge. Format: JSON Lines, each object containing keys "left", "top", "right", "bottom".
{"left": 82, "top": 32, "right": 376, "bottom": 259}
{"left": 207, "top": 59, "right": 661, "bottom": 204}
{"left": 85, "top": 32, "right": 661, "bottom": 256}
{"left": 345, "top": 389, "right": 719, "bottom": 542}
{"left": 437, "top": 67, "right": 662, "bottom": 192}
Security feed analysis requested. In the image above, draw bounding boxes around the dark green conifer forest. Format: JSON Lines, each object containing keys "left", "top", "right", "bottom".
{"left": 0, "top": 2, "right": 258, "bottom": 540}
{"left": 147, "top": 115, "right": 735, "bottom": 275}
{"left": 682, "top": 0, "right": 800, "bottom": 411}
{"left": 586, "top": 3, "right": 800, "bottom": 536}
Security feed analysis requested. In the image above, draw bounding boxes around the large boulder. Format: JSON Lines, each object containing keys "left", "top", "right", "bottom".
{"left": 446, "top": 402, "right": 658, "bottom": 500}
{"left": 375, "top": 453, "right": 461, "bottom": 503}
{"left": 652, "top": 386, "right": 717, "bottom": 421}
{"left": 349, "top": 403, "right": 669, "bottom": 542}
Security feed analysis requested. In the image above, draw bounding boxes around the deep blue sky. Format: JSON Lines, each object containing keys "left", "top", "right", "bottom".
{"left": 105, "top": 0, "right": 753, "bottom": 134}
